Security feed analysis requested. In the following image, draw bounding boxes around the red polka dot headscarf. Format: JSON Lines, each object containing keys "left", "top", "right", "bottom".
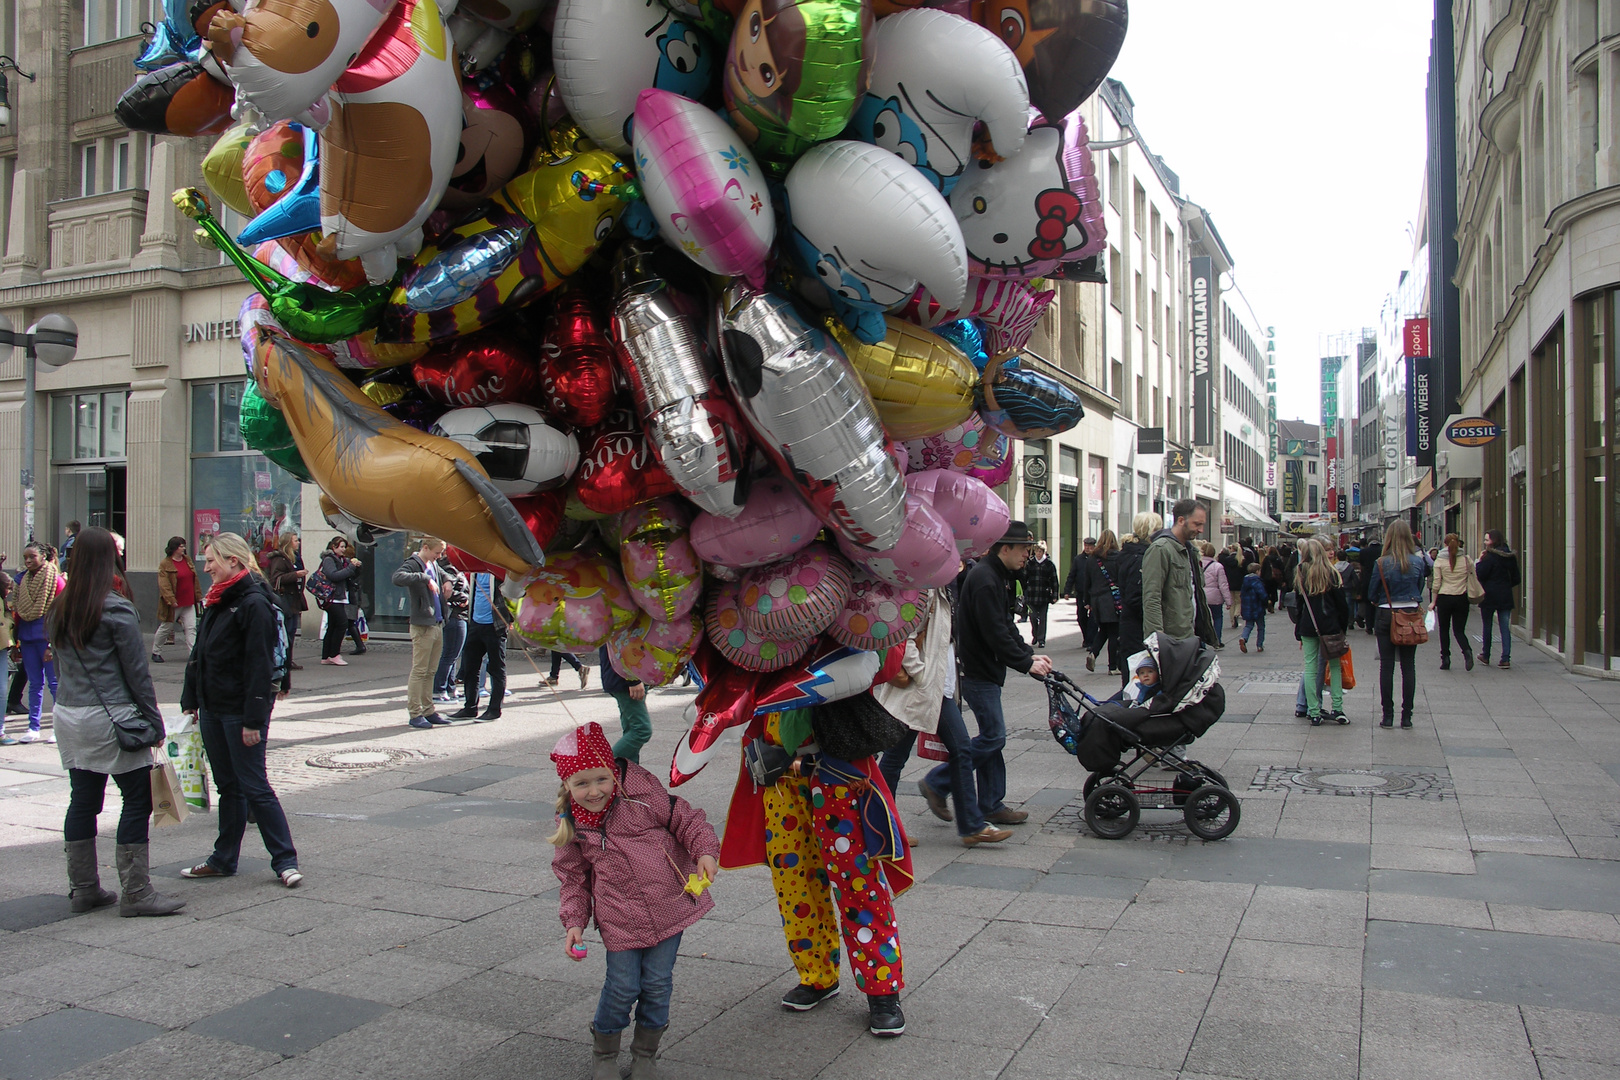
{"left": 551, "top": 722, "right": 616, "bottom": 780}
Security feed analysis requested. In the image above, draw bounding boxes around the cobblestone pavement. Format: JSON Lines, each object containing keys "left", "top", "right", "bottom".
{"left": 3, "top": 613, "right": 1620, "bottom": 1079}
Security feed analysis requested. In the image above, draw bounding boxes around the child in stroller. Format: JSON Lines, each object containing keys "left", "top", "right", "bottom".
{"left": 1048, "top": 633, "right": 1240, "bottom": 840}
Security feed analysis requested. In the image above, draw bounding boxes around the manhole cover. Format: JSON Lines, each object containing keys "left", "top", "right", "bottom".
{"left": 306, "top": 748, "right": 418, "bottom": 770}
{"left": 1250, "top": 766, "right": 1453, "bottom": 800}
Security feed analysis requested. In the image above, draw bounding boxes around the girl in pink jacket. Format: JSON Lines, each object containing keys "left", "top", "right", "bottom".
{"left": 551, "top": 722, "right": 720, "bottom": 1080}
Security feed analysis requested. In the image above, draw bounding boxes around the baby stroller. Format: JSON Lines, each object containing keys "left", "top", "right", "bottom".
{"left": 1048, "top": 633, "right": 1240, "bottom": 840}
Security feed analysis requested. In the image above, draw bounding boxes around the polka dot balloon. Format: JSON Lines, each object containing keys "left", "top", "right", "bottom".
{"left": 739, "top": 544, "right": 854, "bottom": 641}
{"left": 704, "top": 578, "right": 814, "bottom": 672}
{"left": 827, "top": 569, "right": 925, "bottom": 652}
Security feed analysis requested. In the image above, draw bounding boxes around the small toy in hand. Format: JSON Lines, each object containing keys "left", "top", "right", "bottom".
{"left": 683, "top": 872, "right": 712, "bottom": 897}
{"left": 568, "top": 942, "right": 588, "bottom": 959}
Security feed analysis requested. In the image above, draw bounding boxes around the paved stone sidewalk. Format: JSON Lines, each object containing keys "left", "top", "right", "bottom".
{"left": 2, "top": 614, "right": 1619, "bottom": 1080}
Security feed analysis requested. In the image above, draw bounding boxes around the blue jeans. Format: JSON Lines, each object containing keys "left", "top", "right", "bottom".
{"left": 594, "top": 931, "right": 682, "bottom": 1034}
{"left": 20, "top": 639, "right": 56, "bottom": 731}
{"left": 918, "top": 695, "right": 988, "bottom": 836}
{"left": 1241, "top": 616, "right": 1266, "bottom": 648}
{"left": 197, "top": 712, "right": 299, "bottom": 875}
{"left": 957, "top": 678, "right": 1008, "bottom": 818}
{"left": 433, "top": 618, "right": 466, "bottom": 695}
{"left": 1480, "top": 607, "right": 1511, "bottom": 661}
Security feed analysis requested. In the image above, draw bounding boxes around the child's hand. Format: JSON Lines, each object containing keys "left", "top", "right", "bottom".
{"left": 696, "top": 856, "right": 719, "bottom": 882}
{"left": 564, "top": 926, "right": 586, "bottom": 960}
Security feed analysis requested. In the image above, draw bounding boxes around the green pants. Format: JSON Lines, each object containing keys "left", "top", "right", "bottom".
{"left": 1302, "top": 637, "right": 1344, "bottom": 717}
{"left": 609, "top": 690, "right": 651, "bottom": 763}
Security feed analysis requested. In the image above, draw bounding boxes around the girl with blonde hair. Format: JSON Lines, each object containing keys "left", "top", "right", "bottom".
{"left": 1294, "top": 540, "right": 1350, "bottom": 725}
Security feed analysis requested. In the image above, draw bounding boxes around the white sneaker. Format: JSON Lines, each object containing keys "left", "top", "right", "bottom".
{"left": 45, "top": 732, "right": 56, "bottom": 744}
{"left": 279, "top": 867, "right": 304, "bottom": 888}
{"left": 16, "top": 730, "right": 40, "bottom": 743}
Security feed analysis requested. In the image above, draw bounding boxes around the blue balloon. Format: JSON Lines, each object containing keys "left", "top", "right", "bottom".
{"left": 237, "top": 126, "right": 323, "bottom": 247}
{"left": 934, "top": 318, "right": 989, "bottom": 371}
{"left": 975, "top": 355, "right": 1083, "bottom": 439}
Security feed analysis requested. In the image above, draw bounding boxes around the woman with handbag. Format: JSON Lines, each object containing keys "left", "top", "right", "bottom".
{"left": 1080, "top": 531, "right": 1123, "bottom": 675}
{"left": 151, "top": 537, "right": 198, "bottom": 665}
{"left": 316, "top": 537, "right": 360, "bottom": 666}
{"left": 265, "top": 533, "right": 307, "bottom": 674}
{"left": 1367, "top": 520, "right": 1428, "bottom": 728}
{"left": 49, "top": 527, "right": 185, "bottom": 917}
{"left": 1294, "top": 540, "right": 1351, "bottom": 727}
{"left": 1430, "top": 533, "right": 1479, "bottom": 672}
{"left": 179, "top": 532, "right": 302, "bottom": 889}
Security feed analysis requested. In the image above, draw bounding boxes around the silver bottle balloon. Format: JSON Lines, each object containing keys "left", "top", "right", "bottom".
{"left": 715, "top": 282, "right": 907, "bottom": 551}
{"left": 611, "top": 245, "right": 745, "bottom": 517}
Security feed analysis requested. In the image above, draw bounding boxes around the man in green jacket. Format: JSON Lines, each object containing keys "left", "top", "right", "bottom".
{"left": 1142, "top": 499, "right": 1207, "bottom": 640}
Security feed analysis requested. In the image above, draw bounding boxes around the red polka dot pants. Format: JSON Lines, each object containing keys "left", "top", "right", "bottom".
{"left": 763, "top": 773, "right": 903, "bottom": 996}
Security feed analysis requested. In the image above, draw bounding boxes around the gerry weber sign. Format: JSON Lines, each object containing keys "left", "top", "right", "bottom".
{"left": 183, "top": 320, "right": 242, "bottom": 344}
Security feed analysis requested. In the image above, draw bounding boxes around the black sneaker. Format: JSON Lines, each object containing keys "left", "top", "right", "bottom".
{"left": 448, "top": 706, "right": 479, "bottom": 719}
{"left": 475, "top": 710, "right": 501, "bottom": 723}
{"left": 782, "top": 983, "right": 840, "bottom": 1011}
{"left": 1331, "top": 711, "right": 1350, "bottom": 725}
{"left": 867, "top": 993, "right": 905, "bottom": 1037}
{"left": 150, "top": 653, "right": 165, "bottom": 663}
{"left": 1295, "top": 708, "right": 1309, "bottom": 718}
{"left": 409, "top": 716, "right": 433, "bottom": 729}
{"left": 1309, "top": 715, "right": 1323, "bottom": 726}
{"left": 1439, "top": 659, "right": 1450, "bottom": 670}
{"left": 425, "top": 713, "right": 452, "bottom": 726}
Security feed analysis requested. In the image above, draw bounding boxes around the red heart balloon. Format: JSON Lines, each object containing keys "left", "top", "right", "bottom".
{"left": 574, "top": 409, "right": 681, "bottom": 515}
{"left": 444, "top": 546, "right": 506, "bottom": 580}
{"left": 412, "top": 330, "right": 541, "bottom": 408}
{"left": 509, "top": 489, "right": 567, "bottom": 549}
{"left": 540, "top": 290, "right": 617, "bottom": 428}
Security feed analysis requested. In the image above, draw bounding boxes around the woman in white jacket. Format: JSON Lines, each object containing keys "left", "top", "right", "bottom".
{"left": 874, "top": 590, "right": 1011, "bottom": 847}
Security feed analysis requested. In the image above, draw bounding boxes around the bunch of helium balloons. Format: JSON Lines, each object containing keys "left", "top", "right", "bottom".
{"left": 124, "top": 0, "right": 1127, "bottom": 784}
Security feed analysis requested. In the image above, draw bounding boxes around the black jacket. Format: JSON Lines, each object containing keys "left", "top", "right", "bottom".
{"left": 1295, "top": 584, "right": 1351, "bottom": 641}
{"left": 1475, "top": 548, "right": 1520, "bottom": 611}
{"left": 1115, "top": 539, "right": 1149, "bottom": 660}
{"left": 1356, "top": 542, "right": 1382, "bottom": 601}
{"left": 1079, "top": 553, "right": 1121, "bottom": 624}
{"left": 1219, "top": 551, "right": 1244, "bottom": 593}
{"left": 1020, "top": 557, "right": 1060, "bottom": 607}
{"left": 181, "top": 573, "right": 279, "bottom": 728}
{"left": 957, "top": 555, "right": 1033, "bottom": 685}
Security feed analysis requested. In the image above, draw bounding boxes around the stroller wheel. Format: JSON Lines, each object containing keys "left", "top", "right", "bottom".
{"left": 1083, "top": 784, "right": 1140, "bottom": 839}
{"left": 1082, "top": 769, "right": 1127, "bottom": 801}
{"left": 1182, "top": 785, "right": 1241, "bottom": 841}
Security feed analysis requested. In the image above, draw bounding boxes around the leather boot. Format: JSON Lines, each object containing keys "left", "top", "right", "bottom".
{"left": 65, "top": 839, "right": 117, "bottom": 913}
{"left": 590, "top": 1025, "right": 622, "bottom": 1080}
{"left": 115, "top": 844, "right": 186, "bottom": 917}
{"left": 626, "top": 1024, "right": 666, "bottom": 1080}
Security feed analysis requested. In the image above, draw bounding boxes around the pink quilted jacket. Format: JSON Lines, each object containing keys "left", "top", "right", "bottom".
{"left": 552, "top": 760, "right": 721, "bottom": 951}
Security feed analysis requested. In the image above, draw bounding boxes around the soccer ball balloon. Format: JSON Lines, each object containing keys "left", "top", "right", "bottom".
{"left": 431, "top": 404, "right": 581, "bottom": 495}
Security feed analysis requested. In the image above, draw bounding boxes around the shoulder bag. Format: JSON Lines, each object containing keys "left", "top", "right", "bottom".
{"left": 810, "top": 691, "right": 909, "bottom": 761}
{"left": 1304, "top": 590, "right": 1350, "bottom": 659}
{"left": 72, "top": 641, "right": 164, "bottom": 751}
{"left": 1465, "top": 561, "right": 1485, "bottom": 604}
{"left": 1377, "top": 560, "right": 1429, "bottom": 646}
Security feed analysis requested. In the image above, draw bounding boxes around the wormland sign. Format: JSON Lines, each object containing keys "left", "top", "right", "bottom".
{"left": 1191, "top": 256, "right": 1214, "bottom": 447}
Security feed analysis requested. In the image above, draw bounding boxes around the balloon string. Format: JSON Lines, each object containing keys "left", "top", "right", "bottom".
{"left": 512, "top": 636, "right": 586, "bottom": 727}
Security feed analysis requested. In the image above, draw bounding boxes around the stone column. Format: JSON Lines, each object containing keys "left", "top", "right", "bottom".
{"left": 133, "top": 140, "right": 184, "bottom": 271}
{"left": 0, "top": 168, "right": 44, "bottom": 286}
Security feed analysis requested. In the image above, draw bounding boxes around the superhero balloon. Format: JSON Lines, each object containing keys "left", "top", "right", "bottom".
{"left": 715, "top": 282, "right": 907, "bottom": 551}
{"left": 785, "top": 140, "right": 967, "bottom": 344}
{"left": 671, "top": 642, "right": 758, "bottom": 785}
{"left": 751, "top": 638, "right": 885, "bottom": 713}
{"left": 633, "top": 89, "right": 776, "bottom": 285}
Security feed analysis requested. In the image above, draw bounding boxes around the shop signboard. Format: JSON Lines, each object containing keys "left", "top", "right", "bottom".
{"left": 1191, "top": 256, "right": 1215, "bottom": 445}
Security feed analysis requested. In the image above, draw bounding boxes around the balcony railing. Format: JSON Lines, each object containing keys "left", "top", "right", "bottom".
{"left": 47, "top": 188, "right": 150, "bottom": 275}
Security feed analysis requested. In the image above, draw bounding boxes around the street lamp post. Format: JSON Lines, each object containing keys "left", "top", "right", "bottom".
{"left": 0, "top": 313, "right": 80, "bottom": 548}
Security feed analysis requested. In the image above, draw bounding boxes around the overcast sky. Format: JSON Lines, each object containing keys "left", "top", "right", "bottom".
{"left": 1108, "top": 1, "right": 1435, "bottom": 424}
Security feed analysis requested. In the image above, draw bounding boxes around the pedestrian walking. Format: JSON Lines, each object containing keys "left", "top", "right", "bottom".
{"left": 597, "top": 646, "right": 652, "bottom": 761}
{"left": 1294, "top": 539, "right": 1350, "bottom": 726}
{"left": 264, "top": 533, "right": 307, "bottom": 672}
{"left": 432, "top": 558, "right": 469, "bottom": 704}
{"left": 151, "top": 537, "right": 198, "bottom": 665}
{"left": 1262, "top": 545, "right": 1288, "bottom": 612}
{"left": 1199, "top": 541, "right": 1231, "bottom": 645}
{"left": 1220, "top": 545, "right": 1245, "bottom": 629}
{"left": 393, "top": 537, "right": 449, "bottom": 729}
{"left": 179, "top": 532, "right": 302, "bottom": 889}
{"left": 1141, "top": 499, "right": 1213, "bottom": 643}
{"left": 551, "top": 721, "right": 721, "bottom": 1079}
{"left": 548, "top": 648, "right": 590, "bottom": 689}
{"left": 449, "top": 569, "right": 508, "bottom": 722}
{"left": 316, "top": 537, "right": 360, "bottom": 665}
{"left": 1356, "top": 538, "right": 1382, "bottom": 631}
{"left": 1020, "top": 542, "right": 1059, "bottom": 647}
{"left": 1079, "top": 531, "right": 1123, "bottom": 675}
{"left": 343, "top": 542, "right": 369, "bottom": 656}
{"left": 1475, "top": 530, "right": 1519, "bottom": 668}
{"left": 876, "top": 588, "right": 1010, "bottom": 847}
{"left": 955, "top": 521, "right": 1052, "bottom": 826}
{"left": 1063, "top": 537, "right": 1098, "bottom": 648}
{"left": 49, "top": 527, "right": 185, "bottom": 917}
{"left": 7, "top": 543, "right": 62, "bottom": 743}
{"left": 1239, "top": 563, "right": 1267, "bottom": 653}
{"left": 1431, "top": 533, "right": 1480, "bottom": 671}
{"left": 1114, "top": 513, "right": 1160, "bottom": 681}
{"left": 1367, "top": 520, "right": 1427, "bottom": 728}
{"left": 59, "top": 521, "right": 80, "bottom": 572}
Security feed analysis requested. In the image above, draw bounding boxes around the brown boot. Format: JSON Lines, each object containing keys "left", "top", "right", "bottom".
{"left": 65, "top": 839, "right": 117, "bottom": 913}
{"left": 116, "top": 844, "right": 186, "bottom": 917}
{"left": 590, "top": 1025, "right": 621, "bottom": 1080}
{"left": 627, "top": 1024, "right": 666, "bottom": 1079}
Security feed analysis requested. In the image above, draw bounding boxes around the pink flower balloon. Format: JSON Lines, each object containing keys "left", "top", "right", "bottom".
{"left": 906, "top": 469, "right": 1010, "bottom": 558}
{"left": 512, "top": 551, "right": 638, "bottom": 651}
{"left": 689, "top": 475, "right": 822, "bottom": 569}
{"left": 616, "top": 497, "right": 704, "bottom": 622}
{"left": 739, "top": 543, "right": 854, "bottom": 640}
{"left": 903, "top": 413, "right": 1001, "bottom": 475}
{"left": 835, "top": 494, "right": 959, "bottom": 588}
{"left": 608, "top": 610, "right": 702, "bottom": 686}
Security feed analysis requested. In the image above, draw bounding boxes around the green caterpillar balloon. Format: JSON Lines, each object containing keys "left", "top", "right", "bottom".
{"left": 722, "top": 0, "right": 874, "bottom": 175}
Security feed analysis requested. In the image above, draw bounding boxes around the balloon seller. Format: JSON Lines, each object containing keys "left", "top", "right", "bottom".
{"left": 550, "top": 722, "right": 721, "bottom": 1080}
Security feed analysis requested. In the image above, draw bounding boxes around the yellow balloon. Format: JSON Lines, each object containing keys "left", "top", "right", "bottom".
{"left": 825, "top": 315, "right": 979, "bottom": 440}
{"left": 202, "top": 119, "right": 259, "bottom": 218}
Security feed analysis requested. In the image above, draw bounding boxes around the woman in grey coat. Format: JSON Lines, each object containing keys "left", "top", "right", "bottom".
{"left": 50, "top": 528, "right": 185, "bottom": 917}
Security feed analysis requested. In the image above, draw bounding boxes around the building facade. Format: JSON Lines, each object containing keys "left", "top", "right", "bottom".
{"left": 1449, "top": 0, "right": 1620, "bottom": 674}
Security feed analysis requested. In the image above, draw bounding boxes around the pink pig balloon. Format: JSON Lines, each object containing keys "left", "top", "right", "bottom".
{"left": 689, "top": 475, "right": 823, "bottom": 569}
{"left": 634, "top": 89, "right": 775, "bottom": 286}
{"left": 906, "top": 469, "right": 1010, "bottom": 558}
{"left": 616, "top": 497, "right": 704, "bottom": 622}
{"left": 835, "top": 494, "right": 959, "bottom": 588}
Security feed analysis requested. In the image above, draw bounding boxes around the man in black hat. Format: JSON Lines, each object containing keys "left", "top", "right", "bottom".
{"left": 954, "top": 521, "right": 1052, "bottom": 826}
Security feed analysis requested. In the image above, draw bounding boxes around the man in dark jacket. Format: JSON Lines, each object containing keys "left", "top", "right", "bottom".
{"left": 956, "top": 521, "right": 1052, "bottom": 826}
{"left": 393, "top": 537, "right": 448, "bottom": 729}
{"left": 1356, "top": 539, "right": 1382, "bottom": 634}
{"left": 1063, "top": 537, "right": 1099, "bottom": 651}
{"left": 1020, "top": 543, "right": 1060, "bottom": 648}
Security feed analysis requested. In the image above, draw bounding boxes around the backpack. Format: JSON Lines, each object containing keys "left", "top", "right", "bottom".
{"left": 307, "top": 567, "right": 336, "bottom": 608}
{"left": 268, "top": 601, "right": 291, "bottom": 685}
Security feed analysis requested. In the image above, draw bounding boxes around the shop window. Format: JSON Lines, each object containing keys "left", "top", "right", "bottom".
{"left": 50, "top": 390, "right": 127, "bottom": 462}
{"left": 190, "top": 379, "right": 302, "bottom": 575}
{"left": 83, "top": 0, "right": 156, "bottom": 46}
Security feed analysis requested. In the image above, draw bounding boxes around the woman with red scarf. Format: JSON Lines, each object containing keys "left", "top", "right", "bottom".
{"left": 178, "top": 532, "right": 302, "bottom": 889}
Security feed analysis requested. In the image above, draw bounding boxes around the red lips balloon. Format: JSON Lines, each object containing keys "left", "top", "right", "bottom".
{"left": 412, "top": 331, "right": 541, "bottom": 408}
{"left": 540, "top": 290, "right": 617, "bottom": 428}
{"left": 574, "top": 409, "right": 681, "bottom": 515}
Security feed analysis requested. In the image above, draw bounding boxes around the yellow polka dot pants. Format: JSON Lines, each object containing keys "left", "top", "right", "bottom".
{"left": 763, "top": 773, "right": 903, "bottom": 996}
